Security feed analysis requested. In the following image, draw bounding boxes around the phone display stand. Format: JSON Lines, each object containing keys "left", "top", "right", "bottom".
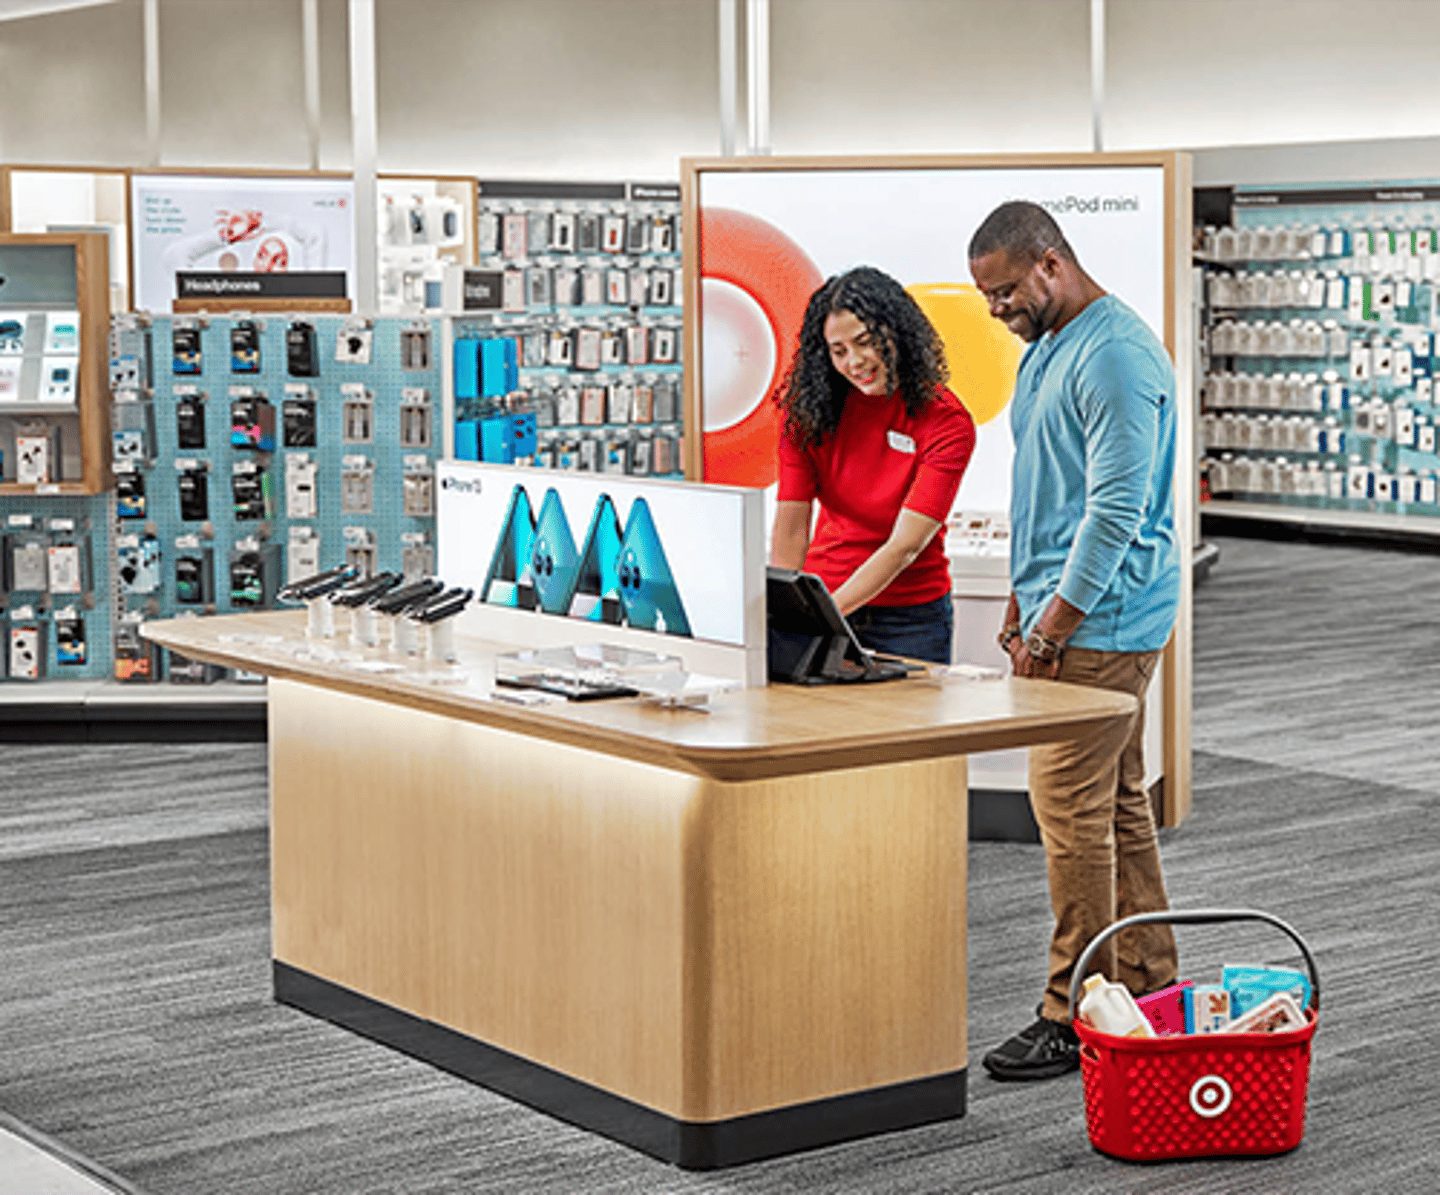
{"left": 425, "top": 619, "right": 458, "bottom": 664}
{"left": 305, "top": 597, "right": 335, "bottom": 640}
{"left": 390, "top": 615, "right": 420, "bottom": 656}
{"left": 351, "top": 606, "right": 380, "bottom": 648}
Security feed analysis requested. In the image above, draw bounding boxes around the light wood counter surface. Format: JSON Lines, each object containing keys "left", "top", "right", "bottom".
{"left": 144, "top": 609, "right": 1136, "bottom": 781}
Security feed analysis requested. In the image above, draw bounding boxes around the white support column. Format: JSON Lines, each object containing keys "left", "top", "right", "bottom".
{"left": 718, "top": 0, "right": 738, "bottom": 156}
{"left": 348, "top": 0, "right": 378, "bottom": 316}
{"left": 143, "top": 0, "right": 161, "bottom": 166}
{"left": 303, "top": 0, "right": 322, "bottom": 170}
{"left": 1090, "top": 0, "right": 1106, "bottom": 152}
{"left": 745, "top": 0, "right": 770, "bottom": 155}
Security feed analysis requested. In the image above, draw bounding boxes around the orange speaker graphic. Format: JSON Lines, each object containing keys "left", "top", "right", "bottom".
{"left": 906, "top": 283, "right": 1023, "bottom": 427}
{"left": 699, "top": 208, "right": 823, "bottom": 487}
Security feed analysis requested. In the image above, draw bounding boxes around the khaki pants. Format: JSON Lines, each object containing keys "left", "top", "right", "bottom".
{"left": 1029, "top": 646, "right": 1178, "bottom": 1022}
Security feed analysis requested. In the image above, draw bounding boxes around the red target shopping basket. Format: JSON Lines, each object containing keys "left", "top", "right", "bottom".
{"left": 1068, "top": 909, "right": 1319, "bottom": 1161}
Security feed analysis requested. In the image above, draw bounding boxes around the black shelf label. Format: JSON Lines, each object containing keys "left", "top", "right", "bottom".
{"left": 1235, "top": 186, "right": 1440, "bottom": 207}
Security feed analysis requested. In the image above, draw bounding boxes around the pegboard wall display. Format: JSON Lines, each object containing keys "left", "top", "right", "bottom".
{"left": 0, "top": 312, "right": 444, "bottom": 685}
{"left": 452, "top": 180, "right": 685, "bottom": 479}
{"left": 1199, "top": 182, "right": 1440, "bottom": 522}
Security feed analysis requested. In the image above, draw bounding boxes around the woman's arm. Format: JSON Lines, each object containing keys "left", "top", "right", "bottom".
{"left": 831, "top": 508, "right": 942, "bottom": 616}
{"left": 769, "top": 499, "right": 814, "bottom": 569}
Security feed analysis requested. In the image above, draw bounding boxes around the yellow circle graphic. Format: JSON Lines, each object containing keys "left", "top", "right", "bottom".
{"left": 908, "top": 282, "right": 1023, "bottom": 426}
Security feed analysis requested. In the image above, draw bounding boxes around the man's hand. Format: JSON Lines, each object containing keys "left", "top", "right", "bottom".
{"left": 1008, "top": 640, "right": 1062, "bottom": 680}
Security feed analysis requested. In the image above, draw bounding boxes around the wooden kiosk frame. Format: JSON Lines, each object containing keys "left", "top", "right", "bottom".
{"left": 144, "top": 607, "right": 1137, "bottom": 1170}
{"left": 0, "top": 230, "right": 111, "bottom": 496}
{"left": 679, "top": 151, "right": 1194, "bottom": 826}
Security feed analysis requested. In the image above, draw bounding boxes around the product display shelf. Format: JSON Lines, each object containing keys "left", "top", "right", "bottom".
{"left": 1, "top": 312, "right": 446, "bottom": 697}
{"left": 454, "top": 179, "right": 686, "bottom": 479}
{"left": 0, "top": 231, "right": 111, "bottom": 497}
{"left": 1200, "top": 497, "right": 1440, "bottom": 541}
{"left": 1197, "top": 180, "right": 1440, "bottom": 535}
{"left": 0, "top": 676, "right": 265, "bottom": 740}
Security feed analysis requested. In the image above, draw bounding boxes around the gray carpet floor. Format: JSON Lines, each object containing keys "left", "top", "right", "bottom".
{"left": 1, "top": 534, "right": 1436, "bottom": 1193}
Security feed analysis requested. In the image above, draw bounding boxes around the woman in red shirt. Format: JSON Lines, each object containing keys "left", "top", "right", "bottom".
{"left": 771, "top": 266, "right": 976, "bottom": 663}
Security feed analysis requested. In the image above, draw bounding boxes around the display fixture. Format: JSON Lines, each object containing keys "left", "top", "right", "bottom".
{"left": 377, "top": 176, "right": 475, "bottom": 316}
{"left": 144, "top": 605, "right": 1136, "bottom": 1171}
{"left": 683, "top": 152, "right": 1195, "bottom": 825}
{"left": 0, "top": 312, "right": 444, "bottom": 685}
{"left": 0, "top": 231, "right": 111, "bottom": 495}
{"left": 1197, "top": 181, "right": 1440, "bottom": 536}
{"left": 445, "top": 180, "right": 684, "bottom": 480}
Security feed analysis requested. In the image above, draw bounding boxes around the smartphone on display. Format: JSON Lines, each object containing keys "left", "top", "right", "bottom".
{"left": 529, "top": 488, "right": 582, "bottom": 616}
{"left": 616, "top": 498, "right": 691, "bottom": 636}
{"left": 572, "top": 493, "right": 623, "bottom": 623}
{"left": 371, "top": 578, "right": 444, "bottom": 616}
{"left": 331, "top": 571, "right": 401, "bottom": 607}
{"left": 413, "top": 587, "right": 474, "bottom": 623}
{"left": 277, "top": 563, "right": 355, "bottom": 602}
{"left": 480, "top": 485, "right": 537, "bottom": 608}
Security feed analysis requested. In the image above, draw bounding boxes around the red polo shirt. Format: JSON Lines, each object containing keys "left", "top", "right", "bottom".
{"left": 777, "top": 386, "right": 975, "bottom": 606}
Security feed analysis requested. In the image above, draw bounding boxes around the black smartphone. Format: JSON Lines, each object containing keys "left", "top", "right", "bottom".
{"left": 331, "top": 571, "right": 402, "bottom": 607}
{"left": 413, "top": 587, "right": 474, "bottom": 623}
{"left": 370, "top": 578, "right": 444, "bottom": 615}
{"left": 277, "top": 563, "right": 356, "bottom": 602}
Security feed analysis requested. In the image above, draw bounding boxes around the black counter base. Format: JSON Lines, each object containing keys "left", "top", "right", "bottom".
{"left": 274, "top": 962, "right": 967, "bottom": 1170}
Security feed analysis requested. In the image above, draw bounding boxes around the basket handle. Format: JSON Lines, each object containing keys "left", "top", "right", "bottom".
{"left": 1066, "top": 908, "right": 1320, "bottom": 1024}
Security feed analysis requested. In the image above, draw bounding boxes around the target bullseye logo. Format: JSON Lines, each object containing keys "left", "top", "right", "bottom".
{"left": 1189, "top": 1074, "right": 1233, "bottom": 1118}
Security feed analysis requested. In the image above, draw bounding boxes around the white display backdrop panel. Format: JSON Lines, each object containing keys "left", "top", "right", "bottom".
{"left": 130, "top": 174, "right": 355, "bottom": 313}
{"left": 437, "top": 460, "right": 767, "bottom": 685}
{"left": 688, "top": 158, "right": 1167, "bottom": 512}
{"left": 683, "top": 153, "right": 1194, "bottom": 824}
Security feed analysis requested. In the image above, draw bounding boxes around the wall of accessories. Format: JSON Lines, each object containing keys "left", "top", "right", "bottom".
{"left": 450, "top": 180, "right": 685, "bottom": 479}
{"left": 1197, "top": 182, "right": 1440, "bottom": 525}
{"left": 0, "top": 491, "right": 107, "bottom": 682}
{"left": 0, "top": 312, "right": 444, "bottom": 685}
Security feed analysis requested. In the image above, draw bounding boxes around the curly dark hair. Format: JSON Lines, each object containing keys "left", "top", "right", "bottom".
{"left": 775, "top": 265, "right": 948, "bottom": 448}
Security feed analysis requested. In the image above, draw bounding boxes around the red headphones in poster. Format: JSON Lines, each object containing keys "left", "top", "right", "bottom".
{"left": 698, "top": 207, "right": 823, "bottom": 488}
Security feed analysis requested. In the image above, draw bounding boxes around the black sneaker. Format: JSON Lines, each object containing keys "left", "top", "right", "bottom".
{"left": 982, "top": 1012, "right": 1079, "bottom": 1081}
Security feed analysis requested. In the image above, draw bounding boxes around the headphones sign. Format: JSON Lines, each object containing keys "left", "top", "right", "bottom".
{"left": 131, "top": 173, "right": 356, "bottom": 313}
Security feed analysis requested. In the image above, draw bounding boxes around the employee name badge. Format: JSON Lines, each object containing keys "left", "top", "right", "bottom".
{"left": 887, "top": 430, "right": 916, "bottom": 454}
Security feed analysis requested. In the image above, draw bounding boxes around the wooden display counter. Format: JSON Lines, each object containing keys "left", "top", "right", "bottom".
{"left": 144, "top": 610, "right": 1136, "bottom": 1169}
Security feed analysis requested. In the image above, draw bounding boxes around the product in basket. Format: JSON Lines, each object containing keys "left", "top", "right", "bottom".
{"left": 1222, "top": 963, "right": 1312, "bottom": 1017}
{"left": 1182, "top": 983, "right": 1231, "bottom": 1034}
{"left": 1135, "top": 980, "right": 1192, "bottom": 1036}
{"left": 1078, "top": 975, "right": 1154, "bottom": 1037}
{"left": 1222, "top": 990, "right": 1307, "bottom": 1035}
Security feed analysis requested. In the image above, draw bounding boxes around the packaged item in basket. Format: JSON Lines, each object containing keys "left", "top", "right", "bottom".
{"left": 1222, "top": 990, "right": 1307, "bottom": 1035}
{"left": 1079, "top": 975, "right": 1154, "bottom": 1037}
{"left": 1135, "top": 981, "right": 1191, "bottom": 1036}
{"left": 1183, "top": 983, "right": 1231, "bottom": 1034}
{"left": 1222, "top": 964, "right": 1311, "bottom": 1017}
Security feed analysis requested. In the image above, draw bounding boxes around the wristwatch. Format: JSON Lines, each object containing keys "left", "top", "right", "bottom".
{"left": 997, "top": 624, "right": 1022, "bottom": 652}
{"left": 1025, "top": 629, "right": 1065, "bottom": 663}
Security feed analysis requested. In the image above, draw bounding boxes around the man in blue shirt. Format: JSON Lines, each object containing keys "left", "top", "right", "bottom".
{"left": 969, "top": 201, "right": 1181, "bottom": 1081}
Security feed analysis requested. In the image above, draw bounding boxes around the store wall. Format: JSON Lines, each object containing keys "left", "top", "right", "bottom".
{"left": 157, "top": 0, "right": 351, "bottom": 169}
{"left": 1107, "top": 0, "right": 1440, "bottom": 153}
{"left": 0, "top": 0, "right": 147, "bottom": 165}
{"left": 375, "top": 0, "right": 718, "bottom": 179}
{"left": 3, "top": 0, "right": 1440, "bottom": 182}
{"left": 768, "top": 0, "right": 1091, "bottom": 155}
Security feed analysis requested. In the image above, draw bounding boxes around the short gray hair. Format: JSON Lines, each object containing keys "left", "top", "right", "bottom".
{"left": 969, "top": 200, "right": 1077, "bottom": 264}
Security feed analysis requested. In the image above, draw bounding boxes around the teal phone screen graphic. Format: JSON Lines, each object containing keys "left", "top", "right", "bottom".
{"left": 478, "top": 485, "right": 690, "bottom": 637}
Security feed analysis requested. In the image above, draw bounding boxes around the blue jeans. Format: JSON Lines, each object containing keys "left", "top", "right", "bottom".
{"left": 848, "top": 594, "right": 953, "bottom": 665}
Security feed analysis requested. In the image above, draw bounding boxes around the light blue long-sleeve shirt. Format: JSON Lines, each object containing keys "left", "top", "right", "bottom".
{"left": 1009, "top": 294, "right": 1180, "bottom": 652}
